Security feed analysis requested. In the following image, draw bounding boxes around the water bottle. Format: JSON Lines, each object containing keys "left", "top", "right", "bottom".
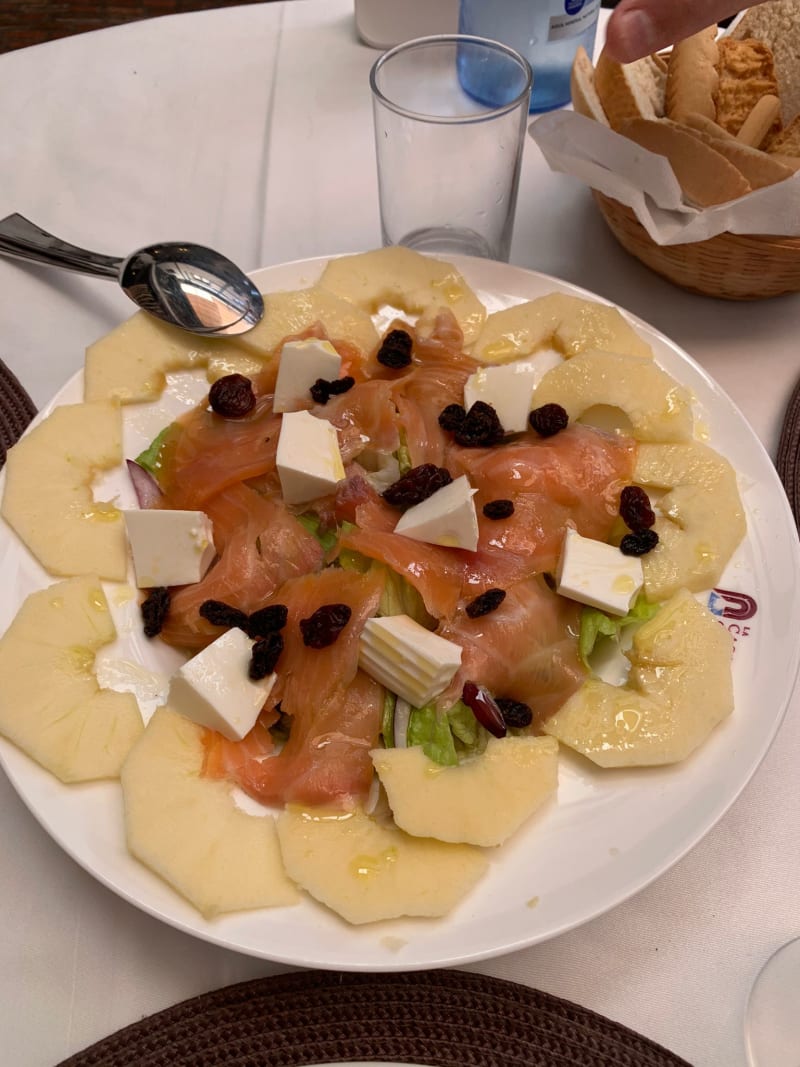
{"left": 458, "top": 0, "right": 600, "bottom": 113}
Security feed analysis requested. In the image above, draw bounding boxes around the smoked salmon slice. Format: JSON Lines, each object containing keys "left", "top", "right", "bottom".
{"left": 203, "top": 569, "right": 384, "bottom": 808}
{"left": 390, "top": 312, "right": 479, "bottom": 468}
{"left": 453, "top": 425, "right": 636, "bottom": 582}
{"left": 159, "top": 484, "right": 324, "bottom": 651}
{"left": 439, "top": 575, "right": 586, "bottom": 719}
{"left": 204, "top": 670, "right": 383, "bottom": 809}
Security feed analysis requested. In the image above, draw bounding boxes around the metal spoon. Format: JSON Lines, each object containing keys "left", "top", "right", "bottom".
{"left": 0, "top": 213, "right": 264, "bottom": 336}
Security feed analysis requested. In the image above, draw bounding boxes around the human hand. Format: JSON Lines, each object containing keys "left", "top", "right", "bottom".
{"left": 605, "top": 0, "right": 768, "bottom": 63}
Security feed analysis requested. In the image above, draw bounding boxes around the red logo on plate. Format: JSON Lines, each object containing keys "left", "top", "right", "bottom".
{"left": 708, "top": 588, "right": 758, "bottom": 621}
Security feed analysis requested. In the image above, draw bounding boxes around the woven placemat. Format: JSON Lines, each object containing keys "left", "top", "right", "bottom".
{"left": 0, "top": 358, "right": 36, "bottom": 467}
{"left": 776, "top": 374, "right": 800, "bottom": 530}
{"left": 55, "top": 969, "right": 692, "bottom": 1067}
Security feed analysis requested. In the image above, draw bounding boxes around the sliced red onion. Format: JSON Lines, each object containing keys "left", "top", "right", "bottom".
{"left": 462, "top": 681, "right": 507, "bottom": 739}
{"left": 126, "top": 460, "right": 164, "bottom": 509}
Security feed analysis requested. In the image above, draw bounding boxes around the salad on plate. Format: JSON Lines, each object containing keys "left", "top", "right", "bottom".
{"left": 0, "top": 246, "right": 747, "bottom": 929}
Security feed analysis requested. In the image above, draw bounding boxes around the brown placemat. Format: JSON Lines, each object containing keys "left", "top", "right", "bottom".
{"left": 0, "top": 358, "right": 36, "bottom": 467}
{"left": 56, "top": 969, "right": 692, "bottom": 1067}
{"left": 776, "top": 375, "right": 800, "bottom": 530}
{"left": 0, "top": 1, "right": 276, "bottom": 54}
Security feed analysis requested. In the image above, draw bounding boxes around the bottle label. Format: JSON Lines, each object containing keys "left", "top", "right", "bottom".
{"left": 548, "top": 0, "right": 600, "bottom": 42}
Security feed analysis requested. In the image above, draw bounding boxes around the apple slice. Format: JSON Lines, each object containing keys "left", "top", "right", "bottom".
{"left": 1, "top": 401, "right": 127, "bottom": 580}
{"left": 372, "top": 736, "right": 558, "bottom": 846}
{"left": 542, "top": 589, "right": 733, "bottom": 766}
{"left": 0, "top": 577, "right": 142, "bottom": 782}
{"left": 318, "top": 247, "right": 487, "bottom": 346}
{"left": 221, "top": 285, "right": 380, "bottom": 366}
{"left": 84, "top": 312, "right": 250, "bottom": 403}
{"left": 472, "top": 293, "right": 652, "bottom": 363}
{"left": 532, "top": 350, "right": 693, "bottom": 442}
{"left": 633, "top": 441, "right": 747, "bottom": 600}
{"left": 276, "top": 806, "right": 488, "bottom": 925}
{"left": 121, "top": 707, "right": 298, "bottom": 918}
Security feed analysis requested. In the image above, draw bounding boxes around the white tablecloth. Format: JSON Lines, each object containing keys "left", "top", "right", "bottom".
{"left": 1, "top": 4, "right": 798, "bottom": 1065}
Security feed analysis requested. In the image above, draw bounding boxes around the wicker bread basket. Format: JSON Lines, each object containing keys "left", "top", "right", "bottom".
{"left": 593, "top": 190, "right": 800, "bottom": 300}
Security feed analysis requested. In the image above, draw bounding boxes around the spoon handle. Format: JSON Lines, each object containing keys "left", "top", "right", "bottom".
{"left": 0, "top": 214, "right": 123, "bottom": 279}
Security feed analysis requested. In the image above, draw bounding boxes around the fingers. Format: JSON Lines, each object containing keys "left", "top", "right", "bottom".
{"left": 604, "top": 0, "right": 765, "bottom": 63}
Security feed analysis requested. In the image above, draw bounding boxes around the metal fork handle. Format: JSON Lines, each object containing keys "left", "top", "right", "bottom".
{"left": 0, "top": 213, "right": 123, "bottom": 279}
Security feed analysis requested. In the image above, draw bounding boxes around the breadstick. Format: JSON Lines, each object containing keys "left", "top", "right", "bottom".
{"left": 736, "top": 95, "right": 781, "bottom": 148}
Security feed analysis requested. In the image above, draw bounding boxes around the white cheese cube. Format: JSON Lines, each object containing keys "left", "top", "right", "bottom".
{"left": 394, "top": 476, "right": 478, "bottom": 552}
{"left": 359, "top": 614, "right": 462, "bottom": 707}
{"left": 123, "top": 508, "right": 216, "bottom": 588}
{"left": 276, "top": 410, "right": 345, "bottom": 505}
{"left": 464, "top": 349, "right": 563, "bottom": 433}
{"left": 556, "top": 527, "right": 643, "bottom": 616}
{"left": 168, "top": 628, "right": 276, "bottom": 742}
{"left": 273, "top": 338, "right": 342, "bottom": 413}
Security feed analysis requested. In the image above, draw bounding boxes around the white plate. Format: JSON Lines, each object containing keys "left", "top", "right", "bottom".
{"left": 1, "top": 255, "right": 799, "bottom": 972}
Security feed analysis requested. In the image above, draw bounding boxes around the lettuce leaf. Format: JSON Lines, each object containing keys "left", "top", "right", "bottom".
{"left": 381, "top": 689, "right": 396, "bottom": 748}
{"left": 395, "top": 430, "right": 412, "bottom": 475}
{"left": 379, "top": 566, "right": 432, "bottom": 626}
{"left": 135, "top": 425, "right": 174, "bottom": 477}
{"left": 405, "top": 700, "right": 488, "bottom": 767}
{"left": 579, "top": 594, "right": 661, "bottom": 667}
{"left": 407, "top": 703, "right": 458, "bottom": 766}
{"left": 297, "top": 513, "right": 339, "bottom": 554}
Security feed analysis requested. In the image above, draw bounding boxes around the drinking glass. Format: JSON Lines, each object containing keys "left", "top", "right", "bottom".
{"left": 370, "top": 34, "right": 532, "bottom": 261}
{"left": 744, "top": 936, "right": 800, "bottom": 1066}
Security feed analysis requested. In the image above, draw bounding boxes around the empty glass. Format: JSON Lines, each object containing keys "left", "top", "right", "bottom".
{"left": 370, "top": 34, "right": 532, "bottom": 261}
{"left": 745, "top": 936, "right": 800, "bottom": 1066}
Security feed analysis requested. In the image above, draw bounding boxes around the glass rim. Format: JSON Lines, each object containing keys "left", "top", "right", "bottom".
{"left": 369, "top": 33, "right": 533, "bottom": 125}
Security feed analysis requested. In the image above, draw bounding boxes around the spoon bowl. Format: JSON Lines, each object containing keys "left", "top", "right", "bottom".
{"left": 0, "top": 213, "right": 264, "bottom": 337}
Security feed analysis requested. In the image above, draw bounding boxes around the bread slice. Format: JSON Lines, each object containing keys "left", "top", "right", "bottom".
{"left": 716, "top": 37, "right": 781, "bottom": 137}
{"left": 730, "top": 0, "right": 800, "bottom": 123}
{"left": 571, "top": 46, "right": 609, "bottom": 125}
{"left": 682, "top": 112, "right": 736, "bottom": 141}
{"left": 670, "top": 119, "right": 793, "bottom": 189}
{"left": 767, "top": 113, "right": 800, "bottom": 155}
{"left": 666, "top": 27, "right": 719, "bottom": 123}
{"left": 620, "top": 118, "right": 752, "bottom": 206}
{"left": 594, "top": 50, "right": 666, "bottom": 132}
{"left": 769, "top": 152, "right": 800, "bottom": 171}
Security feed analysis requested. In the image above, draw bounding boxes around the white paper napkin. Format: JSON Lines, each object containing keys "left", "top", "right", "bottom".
{"left": 529, "top": 110, "right": 800, "bottom": 246}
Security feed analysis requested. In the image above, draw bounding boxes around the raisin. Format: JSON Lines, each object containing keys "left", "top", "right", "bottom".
{"left": 208, "top": 373, "right": 256, "bottom": 418}
{"left": 200, "top": 599, "right": 249, "bottom": 631}
{"left": 310, "top": 376, "right": 356, "bottom": 405}
{"left": 310, "top": 379, "right": 331, "bottom": 404}
{"left": 465, "top": 588, "right": 506, "bottom": 618}
{"left": 462, "top": 681, "right": 507, "bottom": 739}
{"left": 376, "top": 329, "right": 413, "bottom": 369}
{"left": 454, "top": 401, "right": 505, "bottom": 447}
{"left": 496, "top": 698, "right": 533, "bottom": 729}
{"left": 249, "top": 632, "right": 283, "bottom": 680}
{"left": 247, "top": 604, "right": 289, "bottom": 638}
{"left": 483, "top": 499, "right": 514, "bottom": 520}
{"left": 620, "top": 485, "right": 656, "bottom": 531}
{"left": 383, "top": 464, "right": 453, "bottom": 509}
{"left": 438, "top": 403, "right": 467, "bottom": 433}
{"left": 141, "top": 587, "right": 170, "bottom": 638}
{"left": 328, "top": 375, "right": 355, "bottom": 396}
{"left": 620, "top": 529, "right": 660, "bottom": 556}
{"left": 300, "top": 603, "right": 352, "bottom": 648}
{"left": 529, "top": 403, "right": 568, "bottom": 437}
